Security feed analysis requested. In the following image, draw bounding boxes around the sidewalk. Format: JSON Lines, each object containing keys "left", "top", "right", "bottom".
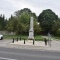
{"left": 0, "top": 39, "right": 60, "bottom": 51}
{"left": 7, "top": 40, "right": 49, "bottom": 51}
{"left": 8, "top": 40, "right": 60, "bottom": 51}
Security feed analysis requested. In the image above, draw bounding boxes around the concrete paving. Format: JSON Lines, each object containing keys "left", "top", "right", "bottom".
{"left": 0, "top": 39, "right": 60, "bottom": 51}
{"left": 10, "top": 40, "right": 45, "bottom": 46}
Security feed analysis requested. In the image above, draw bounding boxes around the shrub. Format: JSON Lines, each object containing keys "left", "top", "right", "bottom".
{"left": 56, "top": 29, "right": 60, "bottom": 36}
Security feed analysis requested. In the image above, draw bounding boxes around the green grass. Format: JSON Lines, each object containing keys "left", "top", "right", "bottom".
{"left": 53, "top": 36, "right": 60, "bottom": 40}
{"left": 35, "top": 35, "right": 44, "bottom": 41}
{"left": 4, "top": 35, "right": 43, "bottom": 41}
{"left": 4, "top": 35, "right": 28, "bottom": 39}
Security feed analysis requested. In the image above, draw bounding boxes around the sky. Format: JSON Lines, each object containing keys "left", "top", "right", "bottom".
{"left": 0, "top": 0, "right": 60, "bottom": 19}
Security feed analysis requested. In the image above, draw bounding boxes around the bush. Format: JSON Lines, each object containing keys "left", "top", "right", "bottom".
{"left": 56, "top": 29, "right": 60, "bottom": 36}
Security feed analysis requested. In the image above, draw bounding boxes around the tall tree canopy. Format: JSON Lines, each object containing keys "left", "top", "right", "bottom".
{"left": 15, "top": 8, "right": 37, "bottom": 22}
{"left": 0, "top": 14, "right": 7, "bottom": 30}
{"left": 52, "top": 20, "right": 60, "bottom": 35}
{"left": 38, "top": 9, "right": 58, "bottom": 34}
{"left": 15, "top": 8, "right": 37, "bottom": 17}
{"left": 15, "top": 8, "right": 37, "bottom": 34}
{"left": 7, "top": 8, "right": 41, "bottom": 35}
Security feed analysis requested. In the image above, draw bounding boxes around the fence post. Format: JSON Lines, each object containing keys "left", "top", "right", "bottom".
{"left": 20, "top": 37, "right": 21, "bottom": 41}
{"left": 44, "top": 38, "right": 47, "bottom": 45}
{"left": 24, "top": 39, "right": 25, "bottom": 44}
{"left": 33, "top": 39, "right": 35, "bottom": 45}
{"left": 17, "top": 37, "right": 18, "bottom": 42}
{"left": 12, "top": 38, "right": 14, "bottom": 43}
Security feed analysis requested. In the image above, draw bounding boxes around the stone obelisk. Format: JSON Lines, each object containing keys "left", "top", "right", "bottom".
{"left": 28, "top": 17, "right": 34, "bottom": 39}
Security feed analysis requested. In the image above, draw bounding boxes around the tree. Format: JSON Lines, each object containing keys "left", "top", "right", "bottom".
{"left": 6, "top": 16, "right": 18, "bottom": 32}
{"left": 0, "top": 14, "right": 6, "bottom": 30}
{"left": 56, "top": 29, "right": 60, "bottom": 36}
{"left": 38, "top": 9, "right": 58, "bottom": 34}
{"left": 52, "top": 20, "right": 60, "bottom": 35}
{"left": 14, "top": 8, "right": 38, "bottom": 35}
{"left": 34, "top": 22, "right": 41, "bottom": 35}
{"left": 15, "top": 8, "right": 32, "bottom": 17}
{"left": 15, "top": 8, "right": 37, "bottom": 22}
{"left": 7, "top": 8, "right": 41, "bottom": 35}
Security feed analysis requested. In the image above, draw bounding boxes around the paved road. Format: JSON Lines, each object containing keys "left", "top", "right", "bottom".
{"left": 0, "top": 47, "right": 60, "bottom": 60}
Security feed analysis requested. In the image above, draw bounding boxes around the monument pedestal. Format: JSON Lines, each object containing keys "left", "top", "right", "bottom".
{"left": 28, "top": 29, "right": 34, "bottom": 40}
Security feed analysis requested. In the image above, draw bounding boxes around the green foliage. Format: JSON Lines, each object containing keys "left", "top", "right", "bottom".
{"left": 15, "top": 8, "right": 37, "bottom": 18}
{"left": 0, "top": 8, "right": 60, "bottom": 37}
{"left": 1, "top": 8, "right": 60, "bottom": 36}
{"left": 14, "top": 8, "right": 38, "bottom": 35}
{"left": 0, "top": 14, "right": 7, "bottom": 30}
{"left": 56, "top": 29, "right": 60, "bottom": 37}
{"left": 19, "top": 12, "right": 30, "bottom": 24}
{"left": 16, "top": 22, "right": 27, "bottom": 35}
{"left": 4, "top": 35, "right": 43, "bottom": 41}
{"left": 34, "top": 22, "right": 41, "bottom": 35}
{"left": 6, "top": 17, "right": 18, "bottom": 32}
{"left": 52, "top": 20, "right": 60, "bottom": 34}
{"left": 38, "top": 9, "right": 58, "bottom": 33}
{"left": 6, "top": 8, "right": 40, "bottom": 35}
{"left": 15, "top": 8, "right": 31, "bottom": 16}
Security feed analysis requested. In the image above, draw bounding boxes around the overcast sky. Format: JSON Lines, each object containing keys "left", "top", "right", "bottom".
{"left": 0, "top": 0, "right": 60, "bottom": 19}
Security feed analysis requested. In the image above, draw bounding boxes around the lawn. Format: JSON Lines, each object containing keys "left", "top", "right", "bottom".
{"left": 53, "top": 36, "right": 60, "bottom": 40}
{"left": 34, "top": 35, "right": 44, "bottom": 41}
{"left": 4, "top": 35, "right": 44, "bottom": 41}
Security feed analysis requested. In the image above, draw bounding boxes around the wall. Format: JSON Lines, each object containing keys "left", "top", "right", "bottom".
{"left": 0, "top": 31, "right": 15, "bottom": 35}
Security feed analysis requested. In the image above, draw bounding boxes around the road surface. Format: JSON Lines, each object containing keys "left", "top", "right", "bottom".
{"left": 0, "top": 47, "right": 60, "bottom": 60}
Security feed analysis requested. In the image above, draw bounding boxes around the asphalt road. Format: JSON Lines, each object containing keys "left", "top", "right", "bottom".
{"left": 0, "top": 47, "right": 60, "bottom": 60}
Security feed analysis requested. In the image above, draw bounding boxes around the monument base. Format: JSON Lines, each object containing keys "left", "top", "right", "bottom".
{"left": 28, "top": 30, "right": 34, "bottom": 40}
{"left": 28, "top": 36, "right": 34, "bottom": 40}
{"left": 28, "top": 37, "right": 34, "bottom": 40}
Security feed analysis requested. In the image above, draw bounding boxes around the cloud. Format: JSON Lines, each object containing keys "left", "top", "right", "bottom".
{"left": 0, "top": 0, "right": 60, "bottom": 19}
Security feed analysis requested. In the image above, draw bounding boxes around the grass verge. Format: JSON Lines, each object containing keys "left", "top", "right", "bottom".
{"left": 4, "top": 35, "right": 44, "bottom": 41}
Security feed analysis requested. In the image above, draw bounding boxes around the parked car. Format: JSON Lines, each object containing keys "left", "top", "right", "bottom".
{"left": 0, "top": 34, "right": 3, "bottom": 40}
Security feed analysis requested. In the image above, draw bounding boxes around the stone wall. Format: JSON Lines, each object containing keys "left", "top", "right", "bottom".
{"left": 0, "top": 31, "right": 15, "bottom": 35}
